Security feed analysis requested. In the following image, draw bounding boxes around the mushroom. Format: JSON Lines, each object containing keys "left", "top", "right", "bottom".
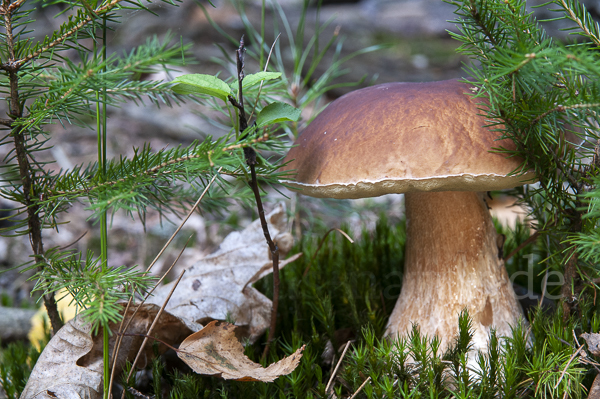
{"left": 280, "top": 79, "right": 536, "bottom": 353}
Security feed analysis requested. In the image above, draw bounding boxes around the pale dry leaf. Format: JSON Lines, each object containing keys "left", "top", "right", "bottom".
{"left": 590, "top": 373, "right": 600, "bottom": 399}
{"left": 148, "top": 203, "right": 298, "bottom": 342}
{"left": 20, "top": 314, "right": 99, "bottom": 399}
{"left": 581, "top": 332, "right": 600, "bottom": 356}
{"left": 177, "top": 320, "right": 305, "bottom": 381}
{"left": 21, "top": 304, "right": 196, "bottom": 399}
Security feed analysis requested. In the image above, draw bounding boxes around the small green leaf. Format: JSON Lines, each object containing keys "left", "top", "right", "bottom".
{"left": 256, "top": 102, "right": 301, "bottom": 127}
{"left": 230, "top": 72, "right": 282, "bottom": 91}
{"left": 172, "top": 74, "right": 231, "bottom": 101}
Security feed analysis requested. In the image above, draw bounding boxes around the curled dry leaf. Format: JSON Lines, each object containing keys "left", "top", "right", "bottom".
{"left": 178, "top": 320, "right": 305, "bottom": 381}
{"left": 581, "top": 332, "right": 600, "bottom": 356}
{"left": 20, "top": 304, "right": 195, "bottom": 399}
{"left": 148, "top": 203, "right": 300, "bottom": 342}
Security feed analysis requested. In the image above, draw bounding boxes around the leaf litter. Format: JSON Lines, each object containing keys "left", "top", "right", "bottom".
{"left": 20, "top": 303, "right": 194, "bottom": 399}
{"left": 21, "top": 204, "right": 303, "bottom": 399}
{"left": 178, "top": 320, "right": 304, "bottom": 382}
{"left": 147, "top": 203, "right": 300, "bottom": 343}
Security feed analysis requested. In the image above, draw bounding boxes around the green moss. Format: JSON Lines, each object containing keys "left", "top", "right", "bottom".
{"left": 131, "top": 214, "right": 597, "bottom": 398}
{"left": 0, "top": 341, "right": 42, "bottom": 399}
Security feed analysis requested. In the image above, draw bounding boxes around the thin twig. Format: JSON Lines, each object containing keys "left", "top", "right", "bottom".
{"left": 557, "top": 0, "right": 600, "bottom": 47}
{"left": 248, "top": 33, "right": 281, "bottom": 121}
{"left": 120, "top": 332, "right": 181, "bottom": 352}
{"left": 529, "top": 103, "right": 600, "bottom": 129}
{"left": 468, "top": 0, "right": 499, "bottom": 47}
{"left": 146, "top": 235, "right": 194, "bottom": 293}
{"left": 326, "top": 340, "right": 352, "bottom": 394}
{"left": 230, "top": 36, "right": 281, "bottom": 361}
{"left": 572, "top": 329, "right": 580, "bottom": 347}
{"left": 251, "top": 160, "right": 280, "bottom": 361}
{"left": 118, "top": 331, "right": 251, "bottom": 370}
{"left": 119, "top": 331, "right": 244, "bottom": 359}
{"left": 554, "top": 344, "right": 584, "bottom": 389}
{"left": 122, "top": 269, "right": 186, "bottom": 398}
{"left": 57, "top": 230, "right": 88, "bottom": 250}
{"left": 108, "top": 235, "right": 192, "bottom": 396}
{"left": 349, "top": 376, "right": 372, "bottom": 399}
{"left": 304, "top": 228, "right": 354, "bottom": 277}
{"left": 3, "top": 2, "right": 62, "bottom": 333}
{"left": 9, "top": 0, "right": 125, "bottom": 69}
{"left": 580, "top": 356, "right": 600, "bottom": 372}
{"left": 5, "top": 0, "right": 26, "bottom": 13}
{"left": 145, "top": 169, "right": 221, "bottom": 274}
{"left": 503, "top": 230, "right": 541, "bottom": 262}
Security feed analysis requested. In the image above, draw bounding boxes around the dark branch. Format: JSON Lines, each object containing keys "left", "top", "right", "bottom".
{"left": 232, "top": 36, "right": 280, "bottom": 360}
{"left": 503, "top": 230, "right": 541, "bottom": 262}
{"left": 0, "top": 118, "right": 13, "bottom": 127}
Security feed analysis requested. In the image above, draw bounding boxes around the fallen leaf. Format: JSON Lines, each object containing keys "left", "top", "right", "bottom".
{"left": 20, "top": 314, "right": 99, "bottom": 399}
{"left": 178, "top": 320, "right": 304, "bottom": 381}
{"left": 148, "top": 203, "right": 299, "bottom": 342}
{"left": 590, "top": 373, "right": 600, "bottom": 399}
{"left": 581, "top": 332, "right": 600, "bottom": 356}
{"left": 20, "top": 304, "right": 196, "bottom": 399}
{"left": 20, "top": 204, "right": 301, "bottom": 398}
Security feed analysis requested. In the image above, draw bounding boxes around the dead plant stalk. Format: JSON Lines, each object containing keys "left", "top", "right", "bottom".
{"left": 108, "top": 170, "right": 220, "bottom": 396}
{"left": 229, "top": 36, "right": 281, "bottom": 360}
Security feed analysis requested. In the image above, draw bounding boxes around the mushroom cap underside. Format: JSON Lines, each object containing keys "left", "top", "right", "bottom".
{"left": 281, "top": 79, "right": 536, "bottom": 199}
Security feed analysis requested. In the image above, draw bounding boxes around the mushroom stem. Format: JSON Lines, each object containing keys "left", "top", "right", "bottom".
{"left": 386, "top": 191, "right": 525, "bottom": 352}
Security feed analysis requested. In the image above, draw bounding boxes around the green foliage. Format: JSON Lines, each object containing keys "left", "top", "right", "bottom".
{"left": 1, "top": 0, "right": 382, "bottom": 395}
{"left": 0, "top": 0, "right": 314, "bottom": 337}
{"left": 172, "top": 72, "right": 283, "bottom": 101}
{"left": 199, "top": 0, "right": 384, "bottom": 126}
{"left": 310, "top": 284, "right": 594, "bottom": 399}
{"left": 110, "top": 217, "right": 597, "bottom": 398}
{"left": 33, "top": 249, "right": 155, "bottom": 335}
{"left": 152, "top": 356, "right": 165, "bottom": 399}
{"left": 270, "top": 215, "right": 405, "bottom": 340}
{"left": 6, "top": 0, "right": 599, "bottom": 397}
{"left": 172, "top": 74, "right": 234, "bottom": 100}
{"left": 0, "top": 341, "right": 42, "bottom": 399}
{"left": 0, "top": 0, "right": 208, "bottom": 338}
{"left": 446, "top": 0, "right": 600, "bottom": 311}
{"left": 168, "top": 370, "right": 208, "bottom": 399}
{"left": 255, "top": 102, "right": 301, "bottom": 128}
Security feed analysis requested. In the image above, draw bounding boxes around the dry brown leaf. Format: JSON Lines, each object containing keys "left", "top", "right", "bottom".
{"left": 581, "top": 332, "right": 600, "bottom": 356}
{"left": 20, "top": 304, "right": 195, "bottom": 399}
{"left": 148, "top": 203, "right": 299, "bottom": 342}
{"left": 178, "top": 320, "right": 304, "bottom": 381}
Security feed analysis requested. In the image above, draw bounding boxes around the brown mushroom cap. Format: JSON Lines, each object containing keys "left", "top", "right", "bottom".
{"left": 281, "top": 79, "right": 536, "bottom": 199}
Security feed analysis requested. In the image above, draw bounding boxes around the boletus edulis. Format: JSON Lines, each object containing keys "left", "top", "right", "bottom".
{"left": 280, "top": 79, "right": 536, "bottom": 353}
